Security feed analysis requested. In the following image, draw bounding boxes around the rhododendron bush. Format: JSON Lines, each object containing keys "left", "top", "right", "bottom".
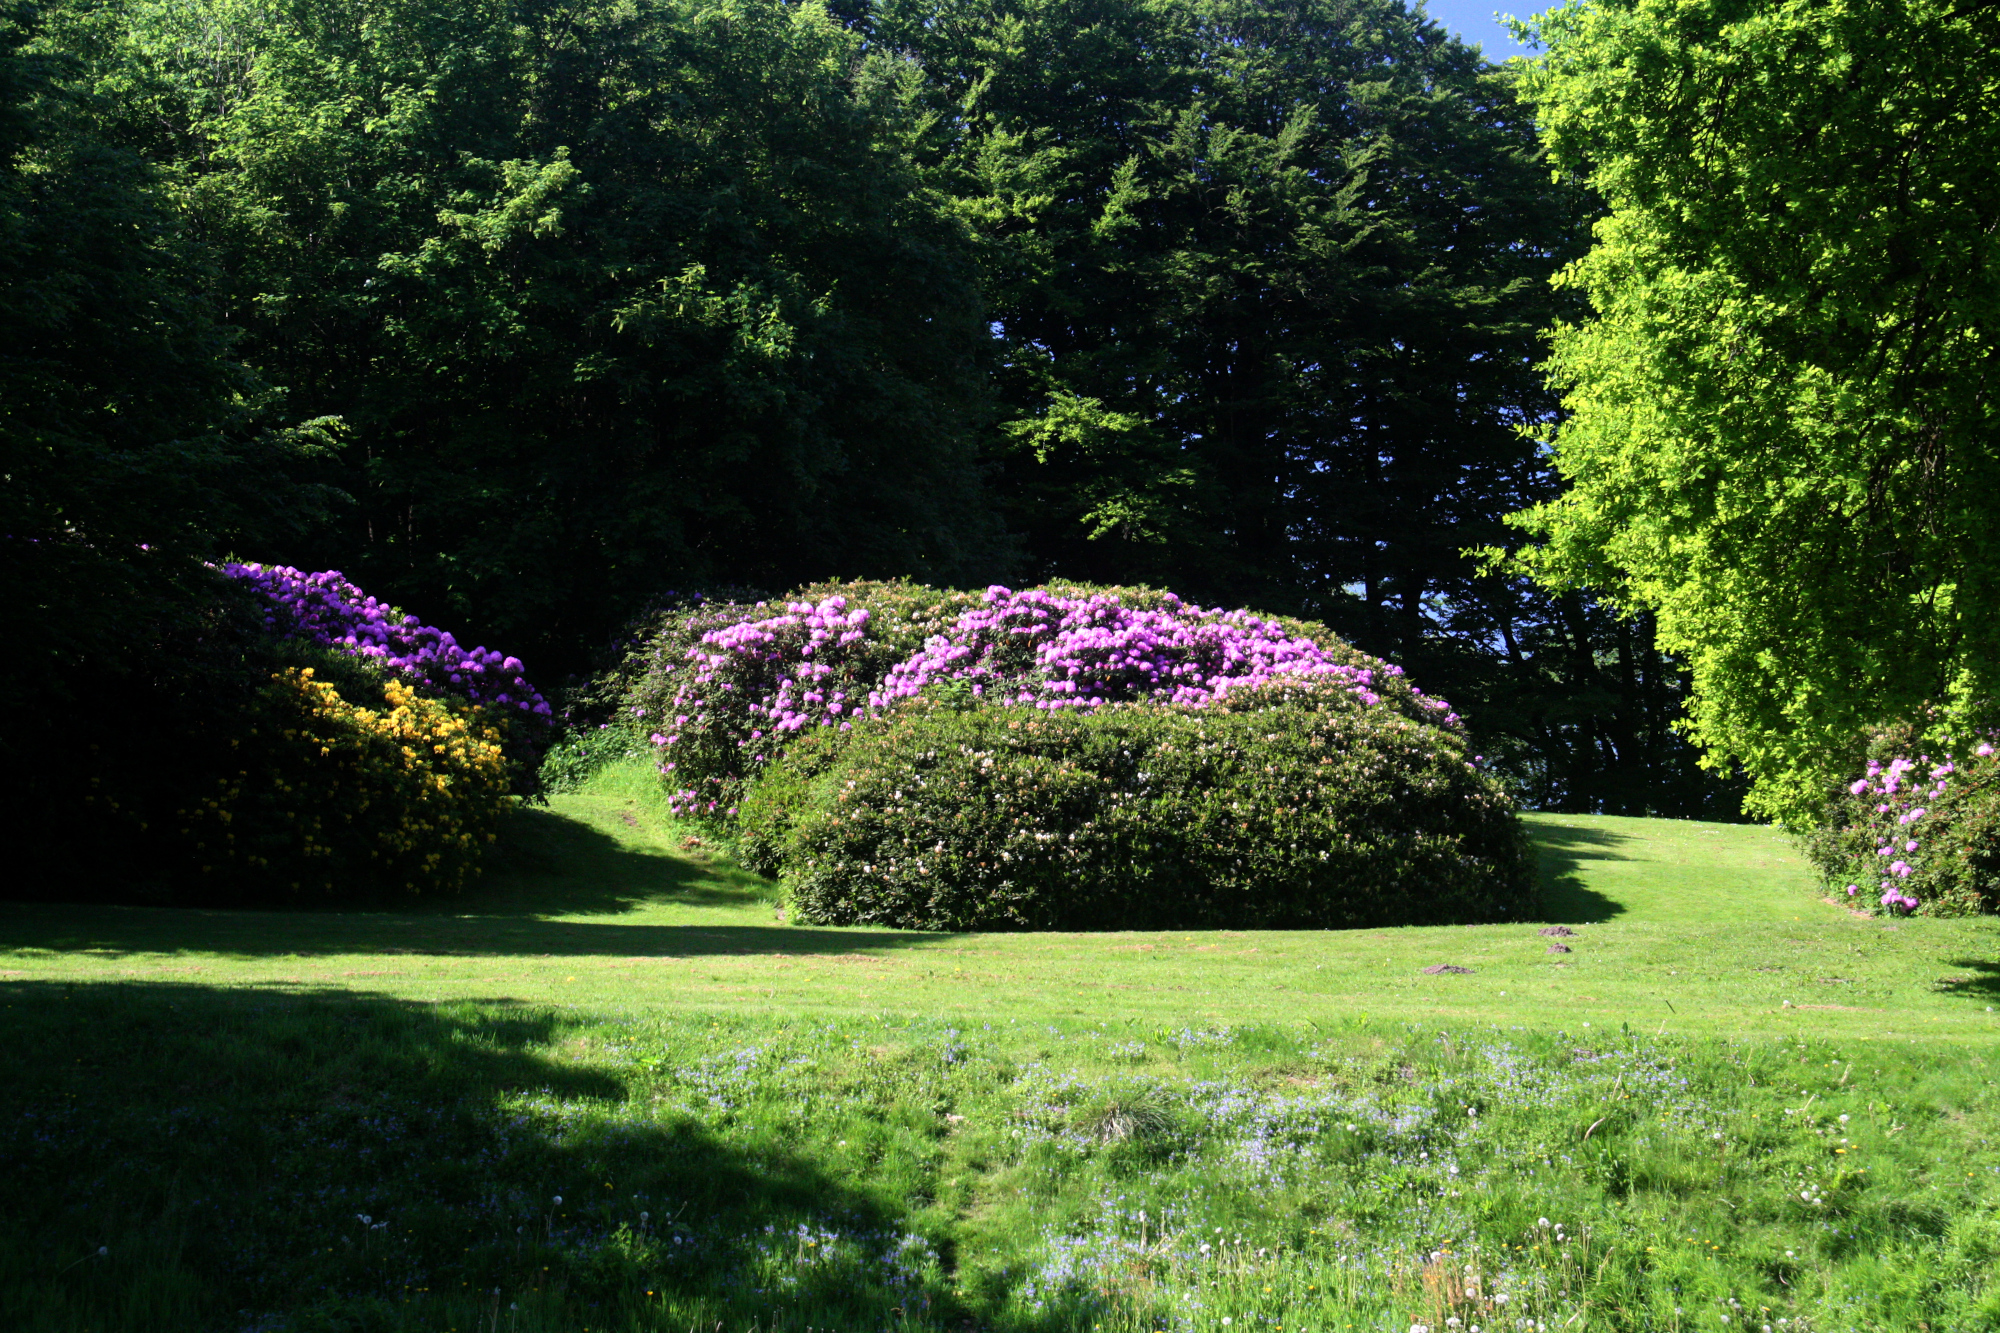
{"left": 180, "top": 666, "right": 516, "bottom": 898}
{"left": 771, "top": 684, "right": 1531, "bottom": 931}
{"left": 626, "top": 581, "right": 1456, "bottom": 821}
{"left": 1803, "top": 737, "right": 2000, "bottom": 918}
{"left": 613, "top": 579, "right": 1526, "bottom": 930}
{"left": 143, "top": 564, "right": 559, "bottom": 900}
{"left": 225, "top": 563, "right": 554, "bottom": 770}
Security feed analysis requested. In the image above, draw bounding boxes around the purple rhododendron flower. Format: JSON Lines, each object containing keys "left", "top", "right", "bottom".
{"left": 651, "top": 585, "right": 1460, "bottom": 820}
{"left": 224, "top": 563, "right": 554, "bottom": 756}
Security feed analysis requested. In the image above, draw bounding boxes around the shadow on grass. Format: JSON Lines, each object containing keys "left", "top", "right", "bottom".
{"left": 1527, "top": 821, "right": 1632, "bottom": 924}
{"left": 0, "top": 801, "right": 944, "bottom": 960}
{"left": 1936, "top": 958, "right": 2000, "bottom": 1001}
{"left": 0, "top": 980, "right": 955, "bottom": 1332}
{"left": 0, "top": 906, "right": 938, "bottom": 960}
{"left": 465, "top": 802, "right": 773, "bottom": 915}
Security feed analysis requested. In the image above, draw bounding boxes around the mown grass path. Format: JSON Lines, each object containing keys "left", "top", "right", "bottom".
{"left": 3, "top": 786, "right": 1994, "bottom": 1045}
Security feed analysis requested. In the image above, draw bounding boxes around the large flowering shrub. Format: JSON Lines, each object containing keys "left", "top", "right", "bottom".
{"left": 224, "top": 563, "right": 553, "bottom": 770}
{"left": 629, "top": 581, "right": 1455, "bottom": 821}
{"left": 1802, "top": 739, "right": 2000, "bottom": 917}
{"left": 768, "top": 681, "right": 1529, "bottom": 931}
{"left": 179, "top": 666, "right": 515, "bottom": 898}
{"left": 617, "top": 580, "right": 985, "bottom": 816}
{"left": 874, "top": 586, "right": 1460, "bottom": 720}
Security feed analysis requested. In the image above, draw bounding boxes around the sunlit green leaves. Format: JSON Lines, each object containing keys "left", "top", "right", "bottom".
{"left": 1509, "top": 0, "right": 2000, "bottom": 823}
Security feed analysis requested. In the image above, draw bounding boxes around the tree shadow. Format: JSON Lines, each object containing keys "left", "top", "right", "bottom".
{"left": 0, "top": 980, "right": 959, "bottom": 1331}
{"left": 1935, "top": 958, "right": 2000, "bottom": 1000}
{"left": 0, "top": 904, "right": 939, "bottom": 961}
{"left": 9, "top": 802, "right": 770, "bottom": 918}
{"left": 464, "top": 801, "right": 776, "bottom": 915}
{"left": 1526, "top": 822, "right": 1632, "bottom": 924}
{"left": 0, "top": 800, "right": 946, "bottom": 960}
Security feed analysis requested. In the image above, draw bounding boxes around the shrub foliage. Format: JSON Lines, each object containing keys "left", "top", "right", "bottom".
{"left": 1802, "top": 735, "right": 2000, "bottom": 918}
{"left": 42, "top": 566, "right": 549, "bottom": 904}
{"left": 625, "top": 581, "right": 1454, "bottom": 824}
{"left": 605, "top": 580, "right": 1532, "bottom": 931}
{"left": 180, "top": 665, "right": 515, "bottom": 899}
{"left": 775, "top": 680, "right": 1532, "bottom": 932}
{"left": 617, "top": 580, "right": 985, "bottom": 817}
{"left": 226, "top": 563, "right": 555, "bottom": 769}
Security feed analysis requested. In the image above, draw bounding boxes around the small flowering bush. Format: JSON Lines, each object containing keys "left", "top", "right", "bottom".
{"left": 772, "top": 680, "right": 1531, "bottom": 931}
{"left": 626, "top": 581, "right": 1455, "bottom": 822}
{"left": 223, "top": 563, "right": 554, "bottom": 772}
{"left": 178, "top": 664, "right": 516, "bottom": 898}
{"left": 1802, "top": 734, "right": 2000, "bottom": 917}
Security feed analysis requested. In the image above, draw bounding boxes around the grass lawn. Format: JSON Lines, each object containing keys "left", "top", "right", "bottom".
{"left": 3, "top": 761, "right": 1997, "bottom": 1331}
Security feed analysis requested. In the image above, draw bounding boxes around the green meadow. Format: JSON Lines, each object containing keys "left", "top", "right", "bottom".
{"left": 4, "top": 762, "right": 1998, "bottom": 1332}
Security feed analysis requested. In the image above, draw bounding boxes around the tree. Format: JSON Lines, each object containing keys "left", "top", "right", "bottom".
{"left": 2, "top": 0, "right": 332, "bottom": 686}
{"left": 1508, "top": 0, "right": 2000, "bottom": 824}
{"left": 1, "top": 0, "right": 336, "bottom": 885}
{"left": 81, "top": 0, "right": 1007, "bottom": 676}
{"left": 884, "top": 0, "right": 1574, "bottom": 609}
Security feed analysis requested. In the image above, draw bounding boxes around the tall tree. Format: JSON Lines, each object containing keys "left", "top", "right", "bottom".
{"left": 2, "top": 0, "right": 330, "bottom": 689}
{"left": 876, "top": 0, "right": 1729, "bottom": 811}
{"left": 882, "top": 0, "right": 1573, "bottom": 605}
{"left": 2, "top": 0, "right": 335, "bottom": 881}
{"left": 1509, "top": 0, "right": 2000, "bottom": 823}
{"left": 78, "top": 0, "right": 1007, "bottom": 675}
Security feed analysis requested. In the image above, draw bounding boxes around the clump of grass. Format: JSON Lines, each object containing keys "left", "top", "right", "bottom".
{"left": 1070, "top": 1084, "right": 1178, "bottom": 1146}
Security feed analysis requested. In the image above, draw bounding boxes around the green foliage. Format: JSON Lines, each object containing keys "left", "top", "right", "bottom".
{"left": 0, "top": 0, "right": 338, "bottom": 677}
{"left": 66, "top": 0, "right": 1006, "bottom": 669}
{"left": 1507, "top": 0, "right": 2000, "bottom": 824}
{"left": 881, "top": 0, "right": 1576, "bottom": 604}
{"left": 735, "top": 726, "right": 862, "bottom": 878}
{"left": 179, "top": 662, "right": 517, "bottom": 900}
{"left": 777, "top": 681, "right": 1531, "bottom": 931}
{"left": 536, "top": 720, "right": 653, "bottom": 795}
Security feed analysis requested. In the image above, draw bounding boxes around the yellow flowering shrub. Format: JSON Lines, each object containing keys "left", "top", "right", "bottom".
{"left": 182, "top": 667, "right": 515, "bottom": 898}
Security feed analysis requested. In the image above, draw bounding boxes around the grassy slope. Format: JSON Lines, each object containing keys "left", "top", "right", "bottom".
{"left": 4, "top": 766, "right": 2000, "bottom": 1331}
{"left": 1, "top": 763, "right": 1994, "bottom": 1044}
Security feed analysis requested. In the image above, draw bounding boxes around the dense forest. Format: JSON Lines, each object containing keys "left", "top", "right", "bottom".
{"left": 19, "top": 0, "right": 2000, "bottom": 856}
{"left": 5, "top": 0, "right": 1759, "bottom": 831}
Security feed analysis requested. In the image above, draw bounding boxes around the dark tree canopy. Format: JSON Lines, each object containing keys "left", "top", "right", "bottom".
{"left": 1, "top": 0, "right": 333, "bottom": 701}
{"left": 880, "top": 0, "right": 1573, "bottom": 609}
{"left": 78, "top": 0, "right": 1008, "bottom": 670}
{"left": 7, "top": 0, "right": 1743, "bottom": 815}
